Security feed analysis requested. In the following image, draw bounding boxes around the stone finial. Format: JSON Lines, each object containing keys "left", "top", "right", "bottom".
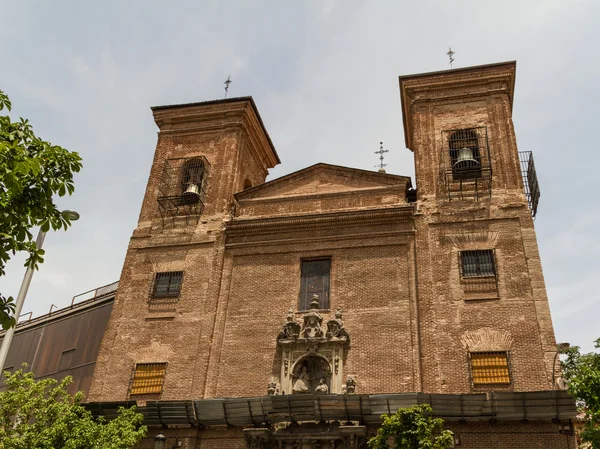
{"left": 326, "top": 309, "right": 350, "bottom": 343}
{"left": 302, "top": 297, "right": 324, "bottom": 339}
{"left": 277, "top": 309, "right": 301, "bottom": 341}
{"left": 345, "top": 376, "right": 356, "bottom": 394}
{"left": 267, "top": 378, "right": 277, "bottom": 396}
{"left": 309, "top": 294, "right": 320, "bottom": 309}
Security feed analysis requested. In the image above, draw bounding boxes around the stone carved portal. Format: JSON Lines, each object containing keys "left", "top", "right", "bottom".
{"left": 274, "top": 295, "right": 351, "bottom": 395}
{"left": 292, "top": 356, "right": 331, "bottom": 394}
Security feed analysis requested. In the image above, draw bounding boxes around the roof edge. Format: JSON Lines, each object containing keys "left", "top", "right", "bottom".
{"left": 235, "top": 162, "right": 412, "bottom": 201}
{"left": 151, "top": 96, "right": 280, "bottom": 164}
{"left": 399, "top": 61, "right": 517, "bottom": 149}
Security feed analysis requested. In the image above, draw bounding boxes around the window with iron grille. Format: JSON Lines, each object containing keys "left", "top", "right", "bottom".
{"left": 130, "top": 363, "right": 167, "bottom": 395}
{"left": 470, "top": 352, "right": 510, "bottom": 385}
{"left": 152, "top": 272, "right": 183, "bottom": 298}
{"left": 299, "top": 259, "right": 331, "bottom": 310}
{"left": 460, "top": 250, "right": 496, "bottom": 278}
{"left": 448, "top": 128, "right": 482, "bottom": 180}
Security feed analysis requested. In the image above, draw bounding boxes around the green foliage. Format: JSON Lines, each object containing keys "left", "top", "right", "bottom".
{"left": 0, "top": 366, "right": 146, "bottom": 449}
{"left": 561, "top": 338, "right": 600, "bottom": 448}
{"left": 367, "top": 404, "right": 454, "bottom": 449}
{"left": 0, "top": 89, "right": 82, "bottom": 330}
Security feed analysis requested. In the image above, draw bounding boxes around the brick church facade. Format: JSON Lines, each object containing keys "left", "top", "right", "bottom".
{"left": 86, "top": 62, "right": 577, "bottom": 448}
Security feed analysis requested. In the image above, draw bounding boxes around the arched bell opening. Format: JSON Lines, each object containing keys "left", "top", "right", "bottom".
{"left": 180, "top": 158, "right": 206, "bottom": 204}
{"left": 448, "top": 128, "right": 482, "bottom": 180}
{"left": 290, "top": 354, "right": 332, "bottom": 394}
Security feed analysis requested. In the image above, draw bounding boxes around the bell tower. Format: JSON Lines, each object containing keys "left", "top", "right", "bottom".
{"left": 88, "top": 97, "right": 279, "bottom": 402}
{"left": 399, "top": 62, "right": 558, "bottom": 395}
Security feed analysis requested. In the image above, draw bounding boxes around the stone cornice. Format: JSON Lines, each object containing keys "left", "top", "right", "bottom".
{"left": 226, "top": 206, "right": 414, "bottom": 237}
{"left": 151, "top": 96, "right": 280, "bottom": 168}
{"left": 399, "top": 61, "right": 516, "bottom": 150}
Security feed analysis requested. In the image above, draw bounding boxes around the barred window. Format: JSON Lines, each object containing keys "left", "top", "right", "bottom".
{"left": 460, "top": 250, "right": 496, "bottom": 278}
{"left": 152, "top": 272, "right": 183, "bottom": 298}
{"left": 130, "top": 363, "right": 167, "bottom": 395}
{"left": 470, "top": 352, "right": 510, "bottom": 385}
{"left": 299, "top": 259, "right": 331, "bottom": 310}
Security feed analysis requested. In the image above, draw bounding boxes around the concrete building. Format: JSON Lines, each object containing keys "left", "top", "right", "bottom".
{"left": 10, "top": 61, "right": 579, "bottom": 448}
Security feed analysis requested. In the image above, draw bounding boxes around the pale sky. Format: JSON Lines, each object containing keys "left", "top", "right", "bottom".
{"left": 0, "top": 0, "right": 598, "bottom": 351}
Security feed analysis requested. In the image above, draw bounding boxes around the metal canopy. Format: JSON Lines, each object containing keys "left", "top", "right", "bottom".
{"left": 86, "top": 390, "right": 577, "bottom": 427}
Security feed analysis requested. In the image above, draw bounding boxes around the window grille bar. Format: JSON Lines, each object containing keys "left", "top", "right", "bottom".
{"left": 152, "top": 271, "right": 184, "bottom": 298}
{"left": 460, "top": 250, "right": 496, "bottom": 278}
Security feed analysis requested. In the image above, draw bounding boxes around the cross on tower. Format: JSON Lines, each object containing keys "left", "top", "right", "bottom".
{"left": 446, "top": 46, "right": 455, "bottom": 69}
{"left": 374, "top": 142, "right": 388, "bottom": 173}
{"left": 224, "top": 75, "right": 232, "bottom": 98}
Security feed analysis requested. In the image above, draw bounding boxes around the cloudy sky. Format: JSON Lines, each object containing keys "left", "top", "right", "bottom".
{"left": 0, "top": 0, "right": 598, "bottom": 351}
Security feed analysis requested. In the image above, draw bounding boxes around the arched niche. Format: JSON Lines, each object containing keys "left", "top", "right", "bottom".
{"left": 291, "top": 354, "right": 332, "bottom": 394}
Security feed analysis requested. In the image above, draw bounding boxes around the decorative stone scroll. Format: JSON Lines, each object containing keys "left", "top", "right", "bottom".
{"left": 461, "top": 327, "right": 513, "bottom": 352}
{"left": 274, "top": 295, "right": 351, "bottom": 395}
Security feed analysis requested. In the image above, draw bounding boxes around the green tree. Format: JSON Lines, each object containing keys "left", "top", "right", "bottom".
{"left": 561, "top": 338, "right": 600, "bottom": 448}
{"left": 368, "top": 404, "right": 454, "bottom": 449}
{"left": 0, "top": 89, "right": 82, "bottom": 329}
{"left": 0, "top": 367, "right": 146, "bottom": 449}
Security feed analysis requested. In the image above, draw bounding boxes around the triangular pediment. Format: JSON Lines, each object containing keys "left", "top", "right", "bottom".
{"left": 236, "top": 163, "right": 411, "bottom": 201}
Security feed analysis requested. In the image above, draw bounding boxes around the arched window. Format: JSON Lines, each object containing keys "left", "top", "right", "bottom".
{"left": 448, "top": 128, "right": 481, "bottom": 179}
{"left": 243, "top": 178, "right": 252, "bottom": 190}
{"left": 180, "top": 158, "right": 206, "bottom": 204}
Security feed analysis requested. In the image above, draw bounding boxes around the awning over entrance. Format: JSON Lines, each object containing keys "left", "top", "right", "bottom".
{"left": 86, "top": 390, "right": 576, "bottom": 427}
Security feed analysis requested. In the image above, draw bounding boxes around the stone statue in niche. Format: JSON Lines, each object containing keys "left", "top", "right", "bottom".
{"left": 278, "top": 309, "right": 301, "bottom": 341}
{"left": 292, "top": 356, "right": 331, "bottom": 394}
{"left": 292, "top": 366, "right": 310, "bottom": 393}
{"left": 326, "top": 309, "right": 350, "bottom": 343}
{"left": 315, "top": 378, "right": 329, "bottom": 394}
{"left": 302, "top": 295, "right": 324, "bottom": 339}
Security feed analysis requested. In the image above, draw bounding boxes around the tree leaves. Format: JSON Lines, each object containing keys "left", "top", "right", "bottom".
{"left": 0, "top": 366, "right": 147, "bottom": 449}
{"left": 0, "top": 89, "right": 82, "bottom": 329}
{"left": 367, "top": 404, "right": 454, "bottom": 449}
{"left": 562, "top": 338, "right": 600, "bottom": 448}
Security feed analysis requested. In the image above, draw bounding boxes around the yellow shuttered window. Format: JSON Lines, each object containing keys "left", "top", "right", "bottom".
{"left": 470, "top": 352, "right": 510, "bottom": 385}
{"left": 130, "top": 363, "right": 167, "bottom": 395}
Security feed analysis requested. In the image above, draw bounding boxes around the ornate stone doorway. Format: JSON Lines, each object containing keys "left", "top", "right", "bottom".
{"left": 272, "top": 295, "right": 352, "bottom": 395}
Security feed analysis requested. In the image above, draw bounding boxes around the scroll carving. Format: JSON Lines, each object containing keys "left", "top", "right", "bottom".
{"left": 462, "top": 327, "right": 513, "bottom": 352}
